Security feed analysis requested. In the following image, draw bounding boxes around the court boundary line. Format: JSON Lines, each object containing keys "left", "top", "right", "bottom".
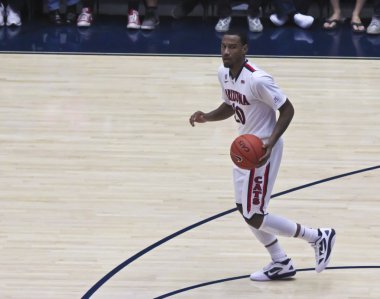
{"left": 154, "top": 266, "right": 380, "bottom": 298}
{"left": 82, "top": 165, "right": 380, "bottom": 298}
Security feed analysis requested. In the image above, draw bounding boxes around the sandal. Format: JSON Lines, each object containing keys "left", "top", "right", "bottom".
{"left": 351, "top": 22, "right": 366, "bottom": 33}
{"left": 323, "top": 19, "right": 341, "bottom": 30}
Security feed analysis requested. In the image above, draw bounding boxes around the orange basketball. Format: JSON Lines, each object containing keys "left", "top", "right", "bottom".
{"left": 230, "top": 134, "right": 265, "bottom": 170}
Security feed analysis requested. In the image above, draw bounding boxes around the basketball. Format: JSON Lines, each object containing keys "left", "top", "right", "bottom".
{"left": 230, "top": 134, "right": 265, "bottom": 170}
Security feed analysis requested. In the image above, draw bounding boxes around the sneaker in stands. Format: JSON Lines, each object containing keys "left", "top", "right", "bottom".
{"left": 248, "top": 16, "right": 263, "bottom": 32}
{"left": 127, "top": 9, "right": 141, "bottom": 29}
{"left": 250, "top": 258, "right": 296, "bottom": 281}
{"left": 6, "top": 5, "right": 21, "bottom": 26}
{"left": 367, "top": 17, "right": 380, "bottom": 35}
{"left": 311, "top": 228, "right": 336, "bottom": 273}
{"left": 293, "top": 13, "right": 314, "bottom": 29}
{"left": 270, "top": 14, "right": 288, "bottom": 26}
{"left": 141, "top": 15, "right": 159, "bottom": 30}
{"left": 215, "top": 16, "right": 231, "bottom": 32}
{"left": 77, "top": 7, "right": 93, "bottom": 27}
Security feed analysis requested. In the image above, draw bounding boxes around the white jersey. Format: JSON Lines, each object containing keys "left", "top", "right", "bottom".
{"left": 218, "top": 60, "right": 287, "bottom": 139}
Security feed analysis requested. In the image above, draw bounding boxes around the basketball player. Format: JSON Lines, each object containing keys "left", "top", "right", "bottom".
{"left": 189, "top": 30, "right": 336, "bottom": 281}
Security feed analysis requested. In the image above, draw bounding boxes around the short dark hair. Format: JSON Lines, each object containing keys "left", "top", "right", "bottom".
{"left": 223, "top": 29, "right": 248, "bottom": 46}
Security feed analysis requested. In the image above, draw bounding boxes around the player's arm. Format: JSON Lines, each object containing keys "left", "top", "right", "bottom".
{"left": 189, "top": 103, "right": 234, "bottom": 127}
{"left": 257, "top": 99, "right": 294, "bottom": 167}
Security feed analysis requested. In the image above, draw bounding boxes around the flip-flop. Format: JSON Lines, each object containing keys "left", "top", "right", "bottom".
{"left": 322, "top": 19, "right": 342, "bottom": 30}
{"left": 351, "top": 22, "right": 366, "bottom": 33}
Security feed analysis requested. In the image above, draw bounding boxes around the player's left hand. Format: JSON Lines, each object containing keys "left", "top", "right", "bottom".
{"left": 256, "top": 142, "right": 272, "bottom": 168}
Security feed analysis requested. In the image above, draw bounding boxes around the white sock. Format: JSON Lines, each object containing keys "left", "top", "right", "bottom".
{"left": 293, "top": 13, "right": 314, "bottom": 29}
{"left": 267, "top": 239, "right": 288, "bottom": 262}
{"left": 259, "top": 214, "right": 297, "bottom": 237}
{"left": 249, "top": 226, "right": 287, "bottom": 262}
{"left": 296, "top": 225, "right": 319, "bottom": 243}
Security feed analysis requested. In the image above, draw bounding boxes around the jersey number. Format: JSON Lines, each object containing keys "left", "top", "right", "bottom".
{"left": 232, "top": 103, "right": 246, "bottom": 125}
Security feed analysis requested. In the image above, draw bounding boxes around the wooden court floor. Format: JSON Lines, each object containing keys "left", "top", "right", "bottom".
{"left": 0, "top": 54, "right": 379, "bottom": 299}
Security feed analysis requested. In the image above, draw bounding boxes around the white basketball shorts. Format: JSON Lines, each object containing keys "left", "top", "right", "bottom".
{"left": 233, "top": 138, "right": 283, "bottom": 219}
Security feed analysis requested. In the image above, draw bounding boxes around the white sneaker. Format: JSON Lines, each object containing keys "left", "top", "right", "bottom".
{"left": 270, "top": 14, "right": 288, "bottom": 26}
{"left": 77, "top": 7, "right": 93, "bottom": 27}
{"left": 311, "top": 228, "right": 336, "bottom": 273}
{"left": 6, "top": 5, "right": 21, "bottom": 26}
{"left": 0, "top": 4, "right": 4, "bottom": 26}
{"left": 293, "top": 13, "right": 314, "bottom": 29}
{"left": 127, "top": 9, "right": 141, "bottom": 29}
{"left": 141, "top": 15, "right": 159, "bottom": 30}
{"left": 215, "top": 16, "right": 231, "bottom": 32}
{"left": 250, "top": 258, "right": 296, "bottom": 281}
{"left": 247, "top": 16, "right": 263, "bottom": 32}
{"left": 367, "top": 17, "right": 380, "bottom": 35}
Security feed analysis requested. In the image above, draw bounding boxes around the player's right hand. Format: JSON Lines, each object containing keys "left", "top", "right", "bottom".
{"left": 256, "top": 142, "right": 273, "bottom": 168}
{"left": 189, "top": 111, "right": 207, "bottom": 127}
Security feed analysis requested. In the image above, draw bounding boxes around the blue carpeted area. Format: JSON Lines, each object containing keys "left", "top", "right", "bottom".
{"left": 0, "top": 15, "right": 380, "bottom": 57}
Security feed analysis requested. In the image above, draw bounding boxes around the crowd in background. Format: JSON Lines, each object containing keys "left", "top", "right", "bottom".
{"left": 0, "top": 0, "right": 379, "bottom": 35}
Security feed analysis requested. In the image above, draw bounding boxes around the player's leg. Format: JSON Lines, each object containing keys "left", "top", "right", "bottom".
{"left": 259, "top": 214, "right": 336, "bottom": 273}
{"left": 236, "top": 203, "right": 295, "bottom": 281}
{"left": 236, "top": 203, "right": 287, "bottom": 262}
{"left": 242, "top": 138, "right": 336, "bottom": 273}
{"left": 235, "top": 139, "right": 296, "bottom": 280}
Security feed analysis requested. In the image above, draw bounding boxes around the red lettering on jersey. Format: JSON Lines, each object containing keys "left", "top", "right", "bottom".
{"left": 260, "top": 164, "right": 271, "bottom": 213}
{"left": 253, "top": 197, "right": 260, "bottom": 205}
{"left": 252, "top": 176, "right": 263, "bottom": 205}
{"left": 247, "top": 170, "right": 270, "bottom": 212}
{"left": 225, "top": 89, "right": 250, "bottom": 105}
{"left": 253, "top": 184, "right": 262, "bottom": 192}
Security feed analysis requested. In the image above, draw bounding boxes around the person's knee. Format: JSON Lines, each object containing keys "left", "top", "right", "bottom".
{"left": 246, "top": 213, "right": 264, "bottom": 229}
{"left": 236, "top": 204, "right": 265, "bottom": 228}
{"left": 236, "top": 203, "right": 243, "bottom": 215}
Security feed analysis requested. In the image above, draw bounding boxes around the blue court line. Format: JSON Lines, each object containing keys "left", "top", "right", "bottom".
{"left": 154, "top": 266, "right": 380, "bottom": 298}
{"left": 82, "top": 165, "right": 380, "bottom": 298}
